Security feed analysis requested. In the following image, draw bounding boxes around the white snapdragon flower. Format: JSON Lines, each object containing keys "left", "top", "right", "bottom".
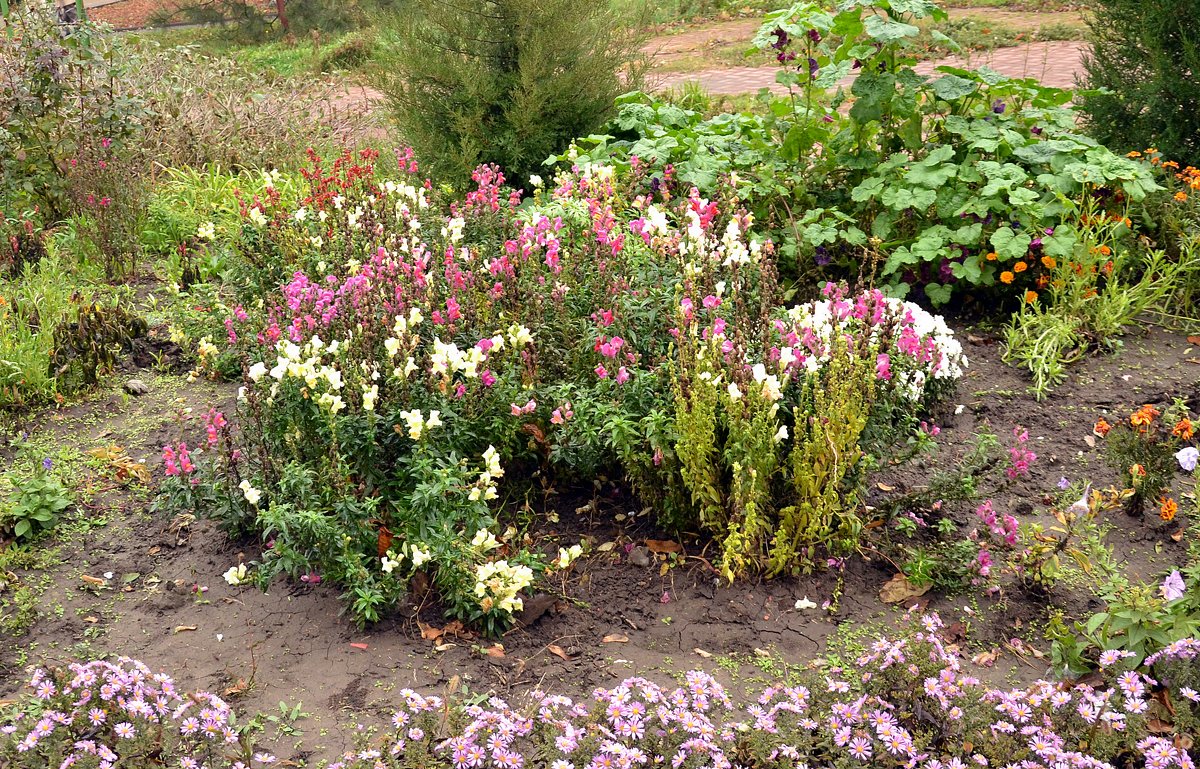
{"left": 238, "top": 479, "right": 262, "bottom": 506}
{"left": 224, "top": 563, "right": 249, "bottom": 586}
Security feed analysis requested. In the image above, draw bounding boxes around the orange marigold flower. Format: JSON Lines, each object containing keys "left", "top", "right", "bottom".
{"left": 1024, "top": 290, "right": 1038, "bottom": 304}
{"left": 1093, "top": 418, "right": 1112, "bottom": 437}
{"left": 1163, "top": 160, "right": 1180, "bottom": 169}
{"left": 999, "top": 270, "right": 1015, "bottom": 284}
{"left": 1130, "top": 463, "right": 1146, "bottom": 480}
{"left": 1127, "top": 150, "right": 1143, "bottom": 158}
{"left": 1175, "top": 191, "right": 1189, "bottom": 202}
{"left": 985, "top": 251, "right": 998, "bottom": 261}
{"left": 1173, "top": 418, "right": 1195, "bottom": 440}
{"left": 1098, "top": 244, "right": 1112, "bottom": 256}
{"left": 1041, "top": 256, "right": 1057, "bottom": 269}
{"left": 1160, "top": 497, "right": 1178, "bottom": 522}
{"left": 1130, "top": 404, "right": 1161, "bottom": 428}
{"left": 1013, "top": 261, "right": 1028, "bottom": 273}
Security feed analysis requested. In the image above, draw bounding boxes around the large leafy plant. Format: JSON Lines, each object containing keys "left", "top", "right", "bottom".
{"left": 556, "top": 0, "right": 1157, "bottom": 305}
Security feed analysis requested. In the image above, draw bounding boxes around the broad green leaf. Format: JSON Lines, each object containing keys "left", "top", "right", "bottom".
{"left": 930, "top": 74, "right": 977, "bottom": 101}
{"left": 990, "top": 228, "right": 1032, "bottom": 259}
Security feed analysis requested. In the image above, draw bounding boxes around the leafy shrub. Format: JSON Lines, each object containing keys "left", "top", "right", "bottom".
{"left": 1096, "top": 400, "right": 1196, "bottom": 517}
{"left": 556, "top": 0, "right": 1157, "bottom": 305}
{"left": 375, "top": 0, "right": 648, "bottom": 189}
{"left": 1001, "top": 198, "right": 1182, "bottom": 397}
{"left": 157, "top": 0, "right": 389, "bottom": 41}
{"left": 49, "top": 300, "right": 148, "bottom": 392}
{"left": 2, "top": 459, "right": 71, "bottom": 541}
{"left": 0, "top": 249, "right": 106, "bottom": 408}
{"left": 123, "top": 43, "right": 373, "bottom": 171}
{"left": 0, "top": 3, "right": 150, "bottom": 221}
{"left": 670, "top": 281, "right": 967, "bottom": 578}
{"left": 64, "top": 141, "right": 148, "bottom": 281}
{"left": 0, "top": 210, "right": 47, "bottom": 276}
{"left": 1079, "top": 0, "right": 1200, "bottom": 167}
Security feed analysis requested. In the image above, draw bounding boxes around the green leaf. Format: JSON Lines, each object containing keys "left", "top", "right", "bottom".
{"left": 863, "top": 14, "right": 920, "bottom": 43}
{"left": 883, "top": 246, "right": 918, "bottom": 276}
{"left": 930, "top": 74, "right": 977, "bottom": 101}
{"left": 851, "top": 177, "right": 886, "bottom": 202}
{"left": 990, "top": 228, "right": 1032, "bottom": 259}
{"left": 924, "top": 282, "right": 953, "bottom": 305}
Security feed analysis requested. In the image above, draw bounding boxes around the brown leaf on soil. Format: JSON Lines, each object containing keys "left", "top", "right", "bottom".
{"left": 482, "top": 644, "right": 505, "bottom": 658}
{"left": 693, "top": 648, "right": 713, "bottom": 658}
{"left": 81, "top": 575, "right": 107, "bottom": 586}
{"left": 172, "top": 625, "right": 198, "bottom": 634}
{"left": 223, "top": 679, "right": 250, "bottom": 697}
{"left": 879, "top": 573, "right": 930, "bottom": 604}
{"left": 1186, "top": 335, "right": 1200, "bottom": 345}
{"left": 349, "top": 642, "right": 369, "bottom": 650}
{"left": 1172, "top": 529, "right": 1185, "bottom": 542}
{"left": 876, "top": 482, "right": 896, "bottom": 492}
{"left": 971, "top": 649, "right": 1000, "bottom": 667}
{"left": 1176, "top": 733, "right": 1194, "bottom": 751}
{"left": 419, "top": 620, "right": 469, "bottom": 642}
{"left": 602, "top": 634, "right": 629, "bottom": 644}
{"left": 645, "top": 539, "right": 682, "bottom": 555}
{"left": 1147, "top": 718, "right": 1175, "bottom": 734}
{"left": 547, "top": 644, "right": 572, "bottom": 661}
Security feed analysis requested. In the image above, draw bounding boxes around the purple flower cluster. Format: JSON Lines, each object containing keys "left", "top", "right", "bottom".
{"left": 321, "top": 614, "right": 1199, "bottom": 769}
{"left": 0, "top": 658, "right": 274, "bottom": 769}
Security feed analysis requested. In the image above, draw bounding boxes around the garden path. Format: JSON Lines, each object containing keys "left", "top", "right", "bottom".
{"left": 651, "top": 40, "right": 1089, "bottom": 94}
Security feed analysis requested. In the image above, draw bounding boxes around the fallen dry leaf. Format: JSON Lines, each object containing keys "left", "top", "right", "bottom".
{"left": 482, "top": 644, "right": 505, "bottom": 658}
{"left": 971, "top": 649, "right": 1000, "bottom": 667}
{"left": 876, "top": 482, "right": 896, "bottom": 492}
{"left": 602, "top": 634, "right": 629, "bottom": 644}
{"left": 879, "top": 573, "right": 930, "bottom": 604}
{"left": 224, "top": 679, "right": 250, "bottom": 696}
{"left": 645, "top": 539, "right": 683, "bottom": 555}
{"left": 82, "top": 616, "right": 99, "bottom": 624}
{"left": 693, "top": 648, "right": 712, "bottom": 658}
{"left": 419, "top": 622, "right": 443, "bottom": 641}
{"left": 597, "top": 541, "right": 616, "bottom": 552}
{"left": 548, "top": 644, "right": 571, "bottom": 661}
{"left": 1084, "top": 435, "right": 1096, "bottom": 448}
{"left": 434, "top": 643, "right": 455, "bottom": 652}
{"left": 1172, "top": 529, "right": 1185, "bottom": 542}
{"left": 1147, "top": 718, "right": 1176, "bottom": 734}
{"left": 172, "top": 625, "right": 198, "bottom": 634}
{"left": 80, "top": 575, "right": 107, "bottom": 586}
{"left": 1187, "top": 335, "right": 1200, "bottom": 345}
{"left": 349, "top": 642, "right": 369, "bottom": 651}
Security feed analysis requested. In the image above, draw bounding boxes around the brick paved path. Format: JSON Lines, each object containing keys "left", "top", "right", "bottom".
{"left": 652, "top": 41, "right": 1089, "bottom": 95}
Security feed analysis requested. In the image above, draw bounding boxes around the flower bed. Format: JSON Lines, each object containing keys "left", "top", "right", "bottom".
{"left": 157, "top": 149, "right": 977, "bottom": 630}
{"left": 4, "top": 615, "right": 1199, "bottom": 769}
